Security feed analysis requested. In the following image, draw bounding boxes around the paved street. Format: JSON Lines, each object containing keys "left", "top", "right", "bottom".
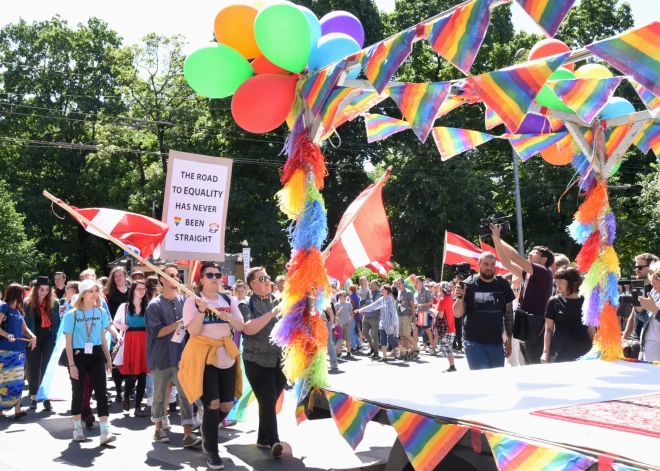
{"left": 0, "top": 348, "right": 469, "bottom": 471}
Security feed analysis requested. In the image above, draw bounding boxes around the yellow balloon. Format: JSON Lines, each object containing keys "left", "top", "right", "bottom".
{"left": 574, "top": 63, "right": 613, "bottom": 79}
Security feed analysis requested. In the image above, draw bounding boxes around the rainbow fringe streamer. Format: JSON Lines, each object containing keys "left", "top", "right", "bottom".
{"left": 325, "top": 391, "right": 381, "bottom": 450}
{"left": 291, "top": 185, "right": 327, "bottom": 251}
{"left": 432, "top": 126, "right": 494, "bottom": 160}
{"left": 514, "top": 0, "right": 577, "bottom": 37}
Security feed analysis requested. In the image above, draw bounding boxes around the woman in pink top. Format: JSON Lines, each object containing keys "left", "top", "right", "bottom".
{"left": 183, "top": 262, "right": 244, "bottom": 470}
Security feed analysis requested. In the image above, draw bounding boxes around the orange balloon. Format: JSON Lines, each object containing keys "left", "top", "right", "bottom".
{"left": 528, "top": 39, "right": 574, "bottom": 72}
{"left": 251, "top": 55, "right": 290, "bottom": 75}
{"left": 541, "top": 142, "right": 573, "bottom": 165}
{"left": 214, "top": 4, "right": 261, "bottom": 60}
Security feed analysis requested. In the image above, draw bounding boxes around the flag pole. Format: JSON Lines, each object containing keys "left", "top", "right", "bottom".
{"left": 321, "top": 166, "right": 392, "bottom": 259}
{"left": 441, "top": 230, "right": 447, "bottom": 281}
{"left": 43, "top": 191, "right": 220, "bottom": 315}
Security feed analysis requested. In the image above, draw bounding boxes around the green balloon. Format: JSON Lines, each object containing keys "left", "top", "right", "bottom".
{"left": 255, "top": 3, "right": 311, "bottom": 74}
{"left": 536, "top": 68, "right": 575, "bottom": 114}
{"left": 184, "top": 44, "right": 253, "bottom": 99}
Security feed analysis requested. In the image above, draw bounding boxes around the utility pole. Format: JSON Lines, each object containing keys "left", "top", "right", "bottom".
{"left": 512, "top": 147, "right": 525, "bottom": 256}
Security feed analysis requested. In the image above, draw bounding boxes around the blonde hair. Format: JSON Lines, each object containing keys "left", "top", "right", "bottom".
{"left": 72, "top": 288, "right": 102, "bottom": 310}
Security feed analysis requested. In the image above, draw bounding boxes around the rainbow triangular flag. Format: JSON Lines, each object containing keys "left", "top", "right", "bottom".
{"left": 301, "top": 60, "right": 346, "bottom": 118}
{"left": 468, "top": 52, "right": 570, "bottom": 133}
{"left": 485, "top": 105, "right": 504, "bottom": 130}
{"left": 387, "top": 409, "right": 467, "bottom": 471}
{"left": 586, "top": 21, "right": 660, "bottom": 97}
{"left": 432, "top": 127, "right": 494, "bottom": 160}
{"left": 436, "top": 96, "right": 465, "bottom": 119}
{"left": 387, "top": 82, "right": 451, "bottom": 143}
{"left": 319, "top": 87, "right": 358, "bottom": 135}
{"left": 320, "top": 89, "right": 389, "bottom": 141}
{"left": 504, "top": 132, "right": 569, "bottom": 161}
{"left": 360, "top": 28, "right": 417, "bottom": 94}
{"left": 485, "top": 432, "right": 597, "bottom": 471}
{"left": 514, "top": 0, "right": 577, "bottom": 37}
{"left": 547, "top": 76, "right": 623, "bottom": 124}
{"left": 606, "top": 123, "right": 633, "bottom": 158}
{"left": 365, "top": 114, "right": 411, "bottom": 143}
{"left": 295, "top": 400, "right": 307, "bottom": 425}
{"left": 425, "top": 0, "right": 496, "bottom": 75}
{"left": 631, "top": 79, "right": 660, "bottom": 116}
{"left": 633, "top": 119, "right": 660, "bottom": 156}
{"left": 325, "top": 391, "right": 380, "bottom": 450}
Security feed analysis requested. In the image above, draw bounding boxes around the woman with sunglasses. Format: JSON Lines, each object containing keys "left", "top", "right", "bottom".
{"left": 241, "top": 267, "right": 286, "bottom": 458}
{"left": 113, "top": 280, "right": 150, "bottom": 417}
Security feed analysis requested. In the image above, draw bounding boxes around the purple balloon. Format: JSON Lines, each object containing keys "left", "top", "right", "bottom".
{"left": 320, "top": 11, "right": 364, "bottom": 48}
{"left": 509, "top": 114, "right": 565, "bottom": 134}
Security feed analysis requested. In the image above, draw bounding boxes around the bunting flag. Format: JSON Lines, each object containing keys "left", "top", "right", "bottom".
{"left": 387, "top": 409, "right": 468, "bottom": 471}
{"left": 612, "top": 464, "right": 648, "bottom": 471}
{"left": 485, "top": 105, "right": 504, "bottom": 130}
{"left": 547, "top": 77, "right": 624, "bottom": 124}
{"left": 437, "top": 96, "right": 465, "bottom": 119}
{"left": 360, "top": 28, "right": 417, "bottom": 94}
{"left": 504, "top": 131, "right": 569, "bottom": 161}
{"left": 633, "top": 119, "right": 660, "bottom": 156}
{"left": 387, "top": 82, "right": 451, "bottom": 143}
{"left": 605, "top": 123, "right": 633, "bottom": 158}
{"left": 425, "top": 0, "right": 495, "bottom": 75}
{"left": 320, "top": 87, "right": 359, "bottom": 135}
{"left": 631, "top": 79, "right": 660, "bottom": 116}
{"left": 486, "top": 432, "right": 597, "bottom": 471}
{"left": 365, "top": 114, "right": 411, "bottom": 143}
{"left": 514, "top": 0, "right": 577, "bottom": 37}
{"left": 432, "top": 127, "right": 494, "bottom": 160}
{"left": 325, "top": 391, "right": 380, "bottom": 450}
{"left": 295, "top": 400, "right": 307, "bottom": 425}
{"left": 468, "top": 52, "right": 570, "bottom": 133}
{"left": 586, "top": 22, "right": 660, "bottom": 97}
{"left": 320, "top": 88, "right": 389, "bottom": 140}
{"left": 300, "top": 60, "right": 347, "bottom": 118}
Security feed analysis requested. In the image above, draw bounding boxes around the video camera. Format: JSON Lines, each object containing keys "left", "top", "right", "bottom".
{"left": 618, "top": 279, "right": 647, "bottom": 307}
{"left": 451, "top": 262, "right": 473, "bottom": 278}
{"left": 479, "top": 215, "right": 513, "bottom": 237}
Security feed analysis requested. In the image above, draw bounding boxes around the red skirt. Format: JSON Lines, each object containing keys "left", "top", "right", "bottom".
{"left": 118, "top": 329, "right": 149, "bottom": 375}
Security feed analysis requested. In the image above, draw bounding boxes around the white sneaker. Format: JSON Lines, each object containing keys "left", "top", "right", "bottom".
{"left": 146, "top": 396, "right": 153, "bottom": 407}
{"left": 73, "top": 428, "right": 85, "bottom": 442}
{"left": 100, "top": 432, "right": 116, "bottom": 446}
{"left": 195, "top": 408, "right": 204, "bottom": 427}
{"left": 161, "top": 416, "right": 171, "bottom": 430}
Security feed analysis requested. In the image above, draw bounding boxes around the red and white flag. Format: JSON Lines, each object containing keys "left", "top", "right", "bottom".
{"left": 367, "top": 261, "right": 395, "bottom": 280}
{"left": 479, "top": 240, "right": 507, "bottom": 274}
{"left": 71, "top": 207, "right": 169, "bottom": 258}
{"left": 444, "top": 231, "right": 507, "bottom": 275}
{"left": 325, "top": 168, "right": 393, "bottom": 283}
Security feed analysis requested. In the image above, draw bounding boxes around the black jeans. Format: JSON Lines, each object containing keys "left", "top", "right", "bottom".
{"left": 124, "top": 373, "right": 147, "bottom": 408}
{"left": 453, "top": 316, "right": 463, "bottom": 349}
{"left": 521, "top": 340, "right": 544, "bottom": 365}
{"left": 28, "top": 327, "right": 54, "bottom": 396}
{"left": 70, "top": 346, "right": 109, "bottom": 417}
{"left": 201, "top": 364, "right": 236, "bottom": 453}
{"left": 244, "top": 360, "right": 286, "bottom": 447}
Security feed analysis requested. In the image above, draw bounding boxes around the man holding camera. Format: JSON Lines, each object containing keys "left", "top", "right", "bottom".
{"left": 622, "top": 253, "right": 659, "bottom": 358}
{"left": 453, "top": 252, "right": 515, "bottom": 370}
{"left": 490, "top": 224, "right": 554, "bottom": 365}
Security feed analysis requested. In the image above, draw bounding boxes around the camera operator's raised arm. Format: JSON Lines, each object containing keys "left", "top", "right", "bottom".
{"left": 490, "top": 224, "right": 532, "bottom": 279}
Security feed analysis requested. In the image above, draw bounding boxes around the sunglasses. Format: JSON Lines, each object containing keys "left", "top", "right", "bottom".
{"left": 203, "top": 273, "right": 223, "bottom": 279}
{"left": 257, "top": 276, "right": 271, "bottom": 283}
{"left": 635, "top": 265, "right": 649, "bottom": 271}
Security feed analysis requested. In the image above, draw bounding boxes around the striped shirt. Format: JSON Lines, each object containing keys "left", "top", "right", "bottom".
{"left": 361, "top": 295, "right": 398, "bottom": 335}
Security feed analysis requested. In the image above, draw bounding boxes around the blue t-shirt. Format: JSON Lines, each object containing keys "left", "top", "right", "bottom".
{"left": 0, "top": 302, "right": 26, "bottom": 352}
{"left": 62, "top": 307, "right": 111, "bottom": 349}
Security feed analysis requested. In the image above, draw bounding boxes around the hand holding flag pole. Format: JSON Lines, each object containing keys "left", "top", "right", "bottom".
{"left": 43, "top": 191, "right": 222, "bottom": 316}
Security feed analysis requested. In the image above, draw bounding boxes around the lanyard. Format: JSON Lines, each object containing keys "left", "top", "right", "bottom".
{"left": 81, "top": 308, "right": 95, "bottom": 343}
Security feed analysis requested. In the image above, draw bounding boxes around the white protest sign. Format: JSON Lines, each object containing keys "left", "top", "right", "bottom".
{"left": 242, "top": 247, "right": 251, "bottom": 281}
{"left": 160, "top": 151, "right": 232, "bottom": 262}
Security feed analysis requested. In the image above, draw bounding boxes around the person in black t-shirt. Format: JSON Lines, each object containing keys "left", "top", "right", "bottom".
{"left": 454, "top": 252, "right": 515, "bottom": 370}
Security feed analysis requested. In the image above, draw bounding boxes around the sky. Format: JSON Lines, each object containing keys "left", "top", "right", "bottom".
{"left": 1, "top": 0, "right": 658, "bottom": 57}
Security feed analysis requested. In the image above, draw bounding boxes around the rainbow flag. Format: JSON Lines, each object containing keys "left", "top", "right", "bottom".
{"left": 485, "top": 105, "right": 504, "bottom": 130}
{"left": 301, "top": 60, "right": 346, "bottom": 118}
{"left": 468, "top": 52, "right": 570, "bottom": 133}
{"left": 365, "top": 114, "right": 411, "bottom": 143}
{"left": 633, "top": 120, "right": 660, "bottom": 156}
{"left": 432, "top": 127, "right": 494, "bottom": 160}
{"left": 360, "top": 28, "right": 416, "bottom": 94}
{"left": 319, "top": 87, "right": 360, "bottom": 135}
{"left": 320, "top": 89, "right": 389, "bottom": 141}
{"left": 514, "top": 0, "right": 577, "bottom": 37}
{"left": 387, "top": 409, "right": 467, "bottom": 471}
{"left": 631, "top": 79, "right": 660, "bottom": 116}
{"left": 387, "top": 82, "right": 450, "bottom": 143}
{"left": 436, "top": 96, "right": 465, "bottom": 119}
{"left": 325, "top": 391, "right": 380, "bottom": 450}
{"left": 605, "top": 123, "right": 633, "bottom": 158}
{"left": 485, "top": 432, "right": 597, "bottom": 471}
{"left": 425, "top": 0, "right": 495, "bottom": 75}
{"left": 547, "top": 76, "right": 623, "bottom": 124}
{"left": 586, "top": 22, "right": 660, "bottom": 97}
{"left": 505, "top": 131, "right": 570, "bottom": 161}
{"left": 295, "top": 400, "right": 307, "bottom": 425}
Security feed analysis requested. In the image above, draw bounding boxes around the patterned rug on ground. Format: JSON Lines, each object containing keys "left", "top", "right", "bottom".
{"left": 531, "top": 393, "right": 660, "bottom": 438}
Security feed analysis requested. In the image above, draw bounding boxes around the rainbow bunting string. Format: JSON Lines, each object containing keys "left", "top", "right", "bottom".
{"left": 387, "top": 409, "right": 467, "bottom": 471}
{"left": 325, "top": 391, "right": 381, "bottom": 450}
{"left": 547, "top": 77, "right": 623, "bottom": 124}
{"left": 387, "top": 82, "right": 450, "bottom": 143}
{"left": 633, "top": 119, "right": 660, "bottom": 156}
{"left": 432, "top": 127, "right": 494, "bottom": 160}
{"left": 425, "top": 0, "right": 495, "bottom": 75}
{"left": 485, "top": 105, "right": 504, "bottom": 130}
{"left": 586, "top": 21, "right": 660, "bottom": 97}
{"left": 365, "top": 114, "right": 411, "bottom": 143}
{"left": 360, "top": 28, "right": 417, "bottom": 94}
{"left": 301, "top": 60, "right": 346, "bottom": 119}
{"left": 319, "top": 88, "right": 361, "bottom": 136}
{"left": 605, "top": 123, "right": 633, "bottom": 158}
{"left": 505, "top": 131, "right": 569, "bottom": 161}
{"left": 320, "top": 90, "right": 389, "bottom": 141}
{"left": 514, "top": 0, "right": 577, "bottom": 37}
{"left": 468, "top": 52, "right": 570, "bottom": 133}
{"left": 485, "top": 432, "right": 597, "bottom": 471}
{"left": 437, "top": 96, "right": 465, "bottom": 119}
{"left": 631, "top": 79, "right": 660, "bottom": 116}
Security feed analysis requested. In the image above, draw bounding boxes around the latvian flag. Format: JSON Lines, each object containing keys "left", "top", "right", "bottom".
{"left": 445, "top": 232, "right": 507, "bottom": 275}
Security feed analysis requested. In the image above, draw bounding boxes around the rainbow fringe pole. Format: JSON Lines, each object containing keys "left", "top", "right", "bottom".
{"left": 272, "top": 113, "right": 332, "bottom": 391}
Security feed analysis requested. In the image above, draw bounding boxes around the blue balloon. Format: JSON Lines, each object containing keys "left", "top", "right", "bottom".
{"left": 598, "top": 97, "right": 635, "bottom": 119}
{"left": 298, "top": 6, "right": 322, "bottom": 50}
{"left": 309, "top": 33, "right": 361, "bottom": 79}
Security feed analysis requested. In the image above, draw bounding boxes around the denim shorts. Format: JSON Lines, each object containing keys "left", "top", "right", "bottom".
{"left": 378, "top": 329, "right": 399, "bottom": 351}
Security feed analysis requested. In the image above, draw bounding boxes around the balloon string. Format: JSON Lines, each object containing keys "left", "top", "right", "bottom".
{"left": 326, "top": 128, "right": 342, "bottom": 148}
{"left": 557, "top": 169, "right": 581, "bottom": 213}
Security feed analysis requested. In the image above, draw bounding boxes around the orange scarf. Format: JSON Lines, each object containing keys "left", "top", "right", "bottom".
{"left": 39, "top": 298, "right": 52, "bottom": 329}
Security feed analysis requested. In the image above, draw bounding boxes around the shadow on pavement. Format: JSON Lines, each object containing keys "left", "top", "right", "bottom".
{"left": 226, "top": 444, "right": 324, "bottom": 471}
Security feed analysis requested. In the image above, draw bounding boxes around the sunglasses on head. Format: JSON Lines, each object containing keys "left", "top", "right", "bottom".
{"left": 257, "top": 276, "right": 271, "bottom": 283}
{"left": 635, "top": 265, "right": 648, "bottom": 271}
{"left": 203, "top": 273, "right": 222, "bottom": 279}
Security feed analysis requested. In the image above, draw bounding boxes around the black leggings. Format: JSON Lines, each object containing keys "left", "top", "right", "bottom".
{"left": 112, "top": 366, "right": 124, "bottom": 396}
{"left": 70, "top": 346, "right": 109, "bottom": 417}
{"left": 201, "top": 364, "right": 236, "bottom": 453}
{"left": 244, "top": 360, "right": 286, "bottom": 447}
{"left": 124, "top": 373, "right": 147, "bottom": 408}
{"left": 521, "top": 340, "right": 544, "bottom": 365}
{"left": 28, "top": 328, "right": 54, "bottom": 396}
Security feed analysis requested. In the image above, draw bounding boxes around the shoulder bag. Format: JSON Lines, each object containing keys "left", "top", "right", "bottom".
{"left": 511, "top": 277, "right": 545, "bottom": 344}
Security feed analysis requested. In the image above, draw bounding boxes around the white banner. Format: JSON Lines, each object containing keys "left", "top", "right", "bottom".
{"left": 242, "top": 247, "right": 251, "bottom": 282}
{"left": 160, "top": 151, "right": 232, "bottom": 261}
